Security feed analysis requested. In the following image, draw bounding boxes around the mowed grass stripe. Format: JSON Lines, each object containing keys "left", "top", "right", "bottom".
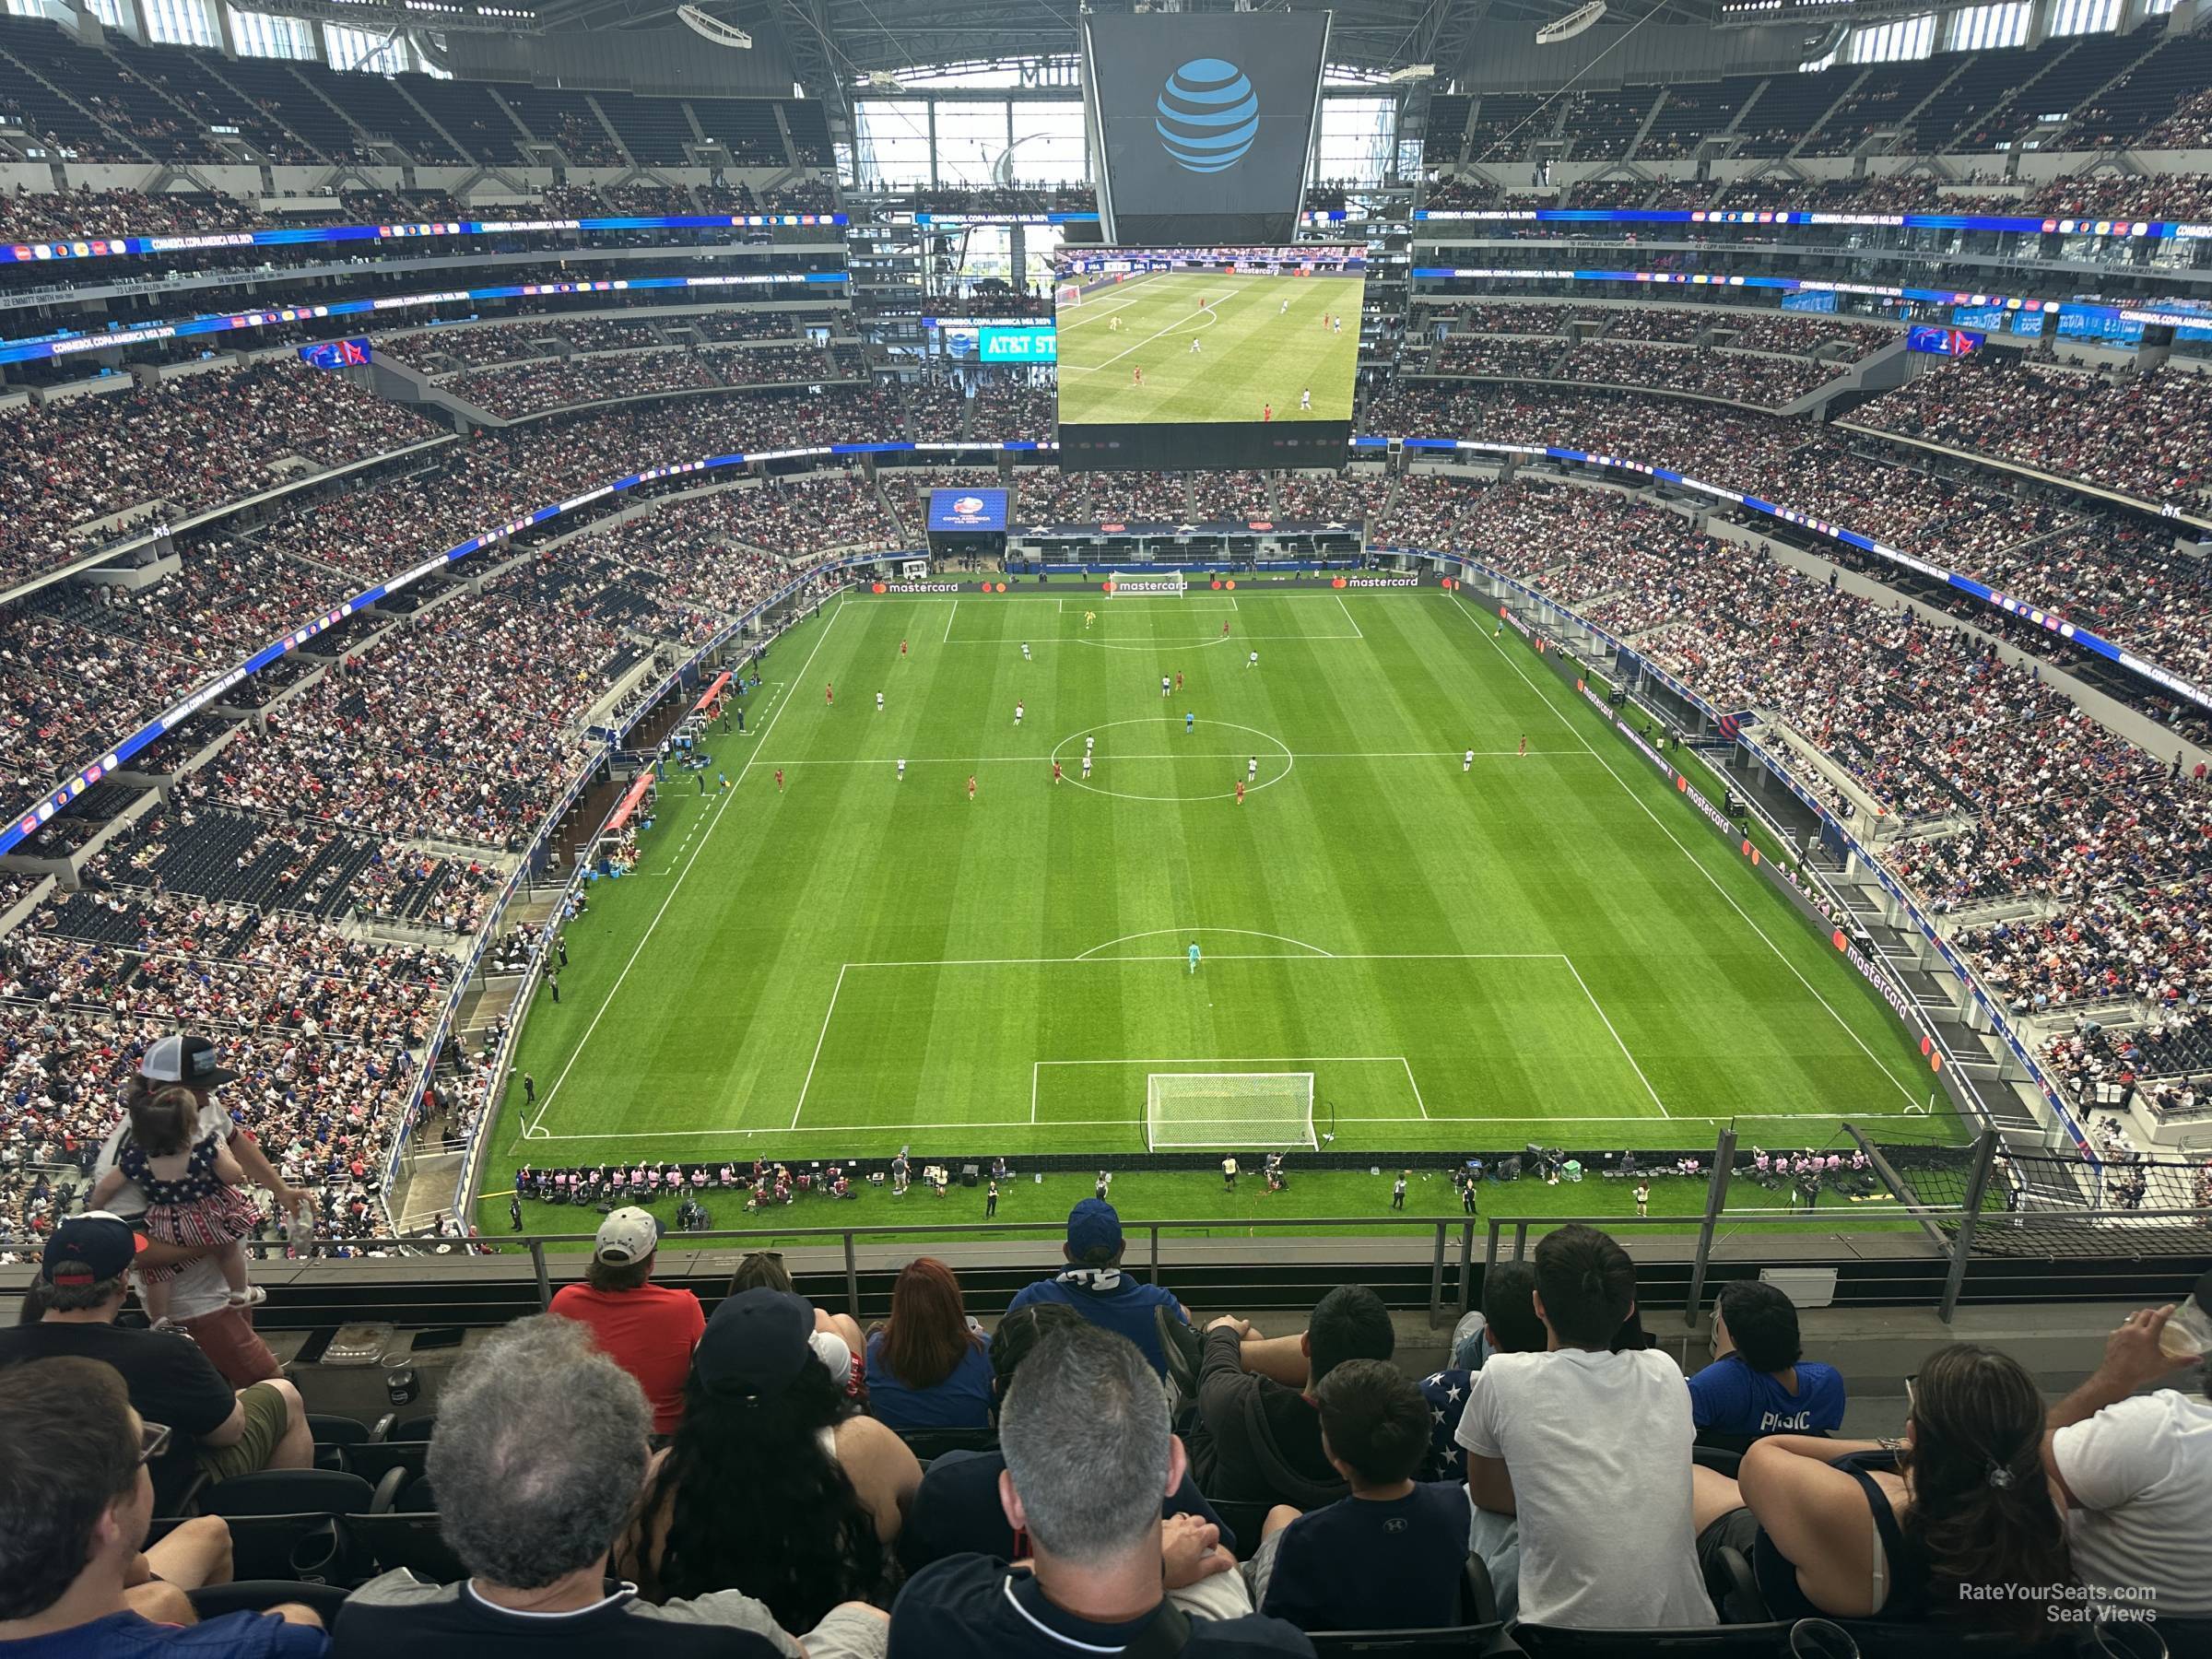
{"left": 489, "top": 592, "right": 1947, "bottom": 1181}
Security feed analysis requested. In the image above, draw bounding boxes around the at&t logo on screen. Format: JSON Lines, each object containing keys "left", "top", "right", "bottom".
{"left": 1155, "top": 59, "right": 1258, "bottom": 173}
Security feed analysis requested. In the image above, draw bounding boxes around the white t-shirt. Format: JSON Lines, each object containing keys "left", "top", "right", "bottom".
{"left": 2053, "top": 1388, "right": 2212, "bottom": 1617}
{"left": 93, "top": 1100, "right": 246, "bottom": 1318}
{"left": 1455, "top": 1347, "right": 1716, "bottom": 1630}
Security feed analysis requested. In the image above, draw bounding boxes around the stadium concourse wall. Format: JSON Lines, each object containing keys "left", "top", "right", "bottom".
{"left": 1378, "top": 537, "right": 2095, "bottom": 1166}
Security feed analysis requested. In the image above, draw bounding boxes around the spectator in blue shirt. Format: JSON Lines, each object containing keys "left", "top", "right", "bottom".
{"left": 1251, "top": 1359, "right": 1473, "bottom": 1633}
{"left": 1687, "top": 1281, "right": 1845, "bottom": 1451}
{"left": 0, "top": 1357, "right": 327, "bottom": 1657}
{"left": 1004, "top": 1200, "right": 1190, "bottom": 1377}
{"left": 865, "top": 1258, "right": 994, "bottom": 1432}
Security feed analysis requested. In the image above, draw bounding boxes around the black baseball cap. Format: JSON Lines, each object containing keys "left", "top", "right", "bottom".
{"left": 693, "top": 1288, "right": 813, "bottom": 1399}
{"left": 41, "top": 1213, "right": 147, "bottom": 1288}
{"left": 137, "top": 1033, "right": 239, "bottom": 1089}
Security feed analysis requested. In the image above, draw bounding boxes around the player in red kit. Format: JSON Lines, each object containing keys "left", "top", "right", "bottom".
{"left": 1133, "top": 367, "right": 1143, "bottom": 387}
{"left": 774, "top": 769, "right": 784, "bottom": 791}
{"left": 1518, "top": 735, "right": 1527, "bottom": 758}
{"left": 967, "top": 773, "right": 977, "bottom": 802}
{"left": 900, "top": 639, "right": 908, "bottom": 657}
{"left": 1174, "top": 670, "right": 1184, "bottom": 691}
{"left": 1221, "top": 619, "right": 1230, "bottom": 637}
{"left": 1263, "top": 404, "right": 1272, "bottom": 423}
{"left": 825, "top": 683, "right": 833, "bottom": 706}
{"left": 1052, "top": 761, "right": 1063, "bottom": 785}
{"left": 1235, "top": 780, "right": 1245, "bottom": 806}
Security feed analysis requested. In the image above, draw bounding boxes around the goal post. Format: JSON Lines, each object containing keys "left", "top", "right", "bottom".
{"left": 1105, "top": 571, "right": 1187, "bottom": 597}
{"left": 1145, "top": 1072, "right": 1317, "bottom": 1150}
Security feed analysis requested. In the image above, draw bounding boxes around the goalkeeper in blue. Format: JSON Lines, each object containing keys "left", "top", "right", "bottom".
{"left": 1188, "top": 941, "right": 1201, "bottom": 975}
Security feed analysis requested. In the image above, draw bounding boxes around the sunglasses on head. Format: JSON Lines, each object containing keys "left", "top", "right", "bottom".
{"left": 138, "top": 1421, "right": 171, "bottom": 1465}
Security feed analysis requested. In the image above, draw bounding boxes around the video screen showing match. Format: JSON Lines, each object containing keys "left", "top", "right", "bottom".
{"left": 1053, "top": 245, "right": 1366, "bottom": 471}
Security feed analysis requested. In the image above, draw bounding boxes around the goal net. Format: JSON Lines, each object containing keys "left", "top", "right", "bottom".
{"left": 1055, "top": 283, "right": 1082, "bottom": 309}
{"left": 1145, "top": 1073, "right": 1316, "bottom": 1150}
{"left": 1106, "top": 571, "right": 1187, "bottom": 597}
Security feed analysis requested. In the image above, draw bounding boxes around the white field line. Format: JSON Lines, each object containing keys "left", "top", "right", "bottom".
{"left": 1561, "top": 954, "right": 1669, "bottom": 1119}
{"left": 515, "top": 603, "right": 842, "bottom": 1146}
{"left": 1061, "top": 286, "right": 1245, "bottom": 377}
{"left": 753, "top": 751, "right": 1588, "bottom": 769}
{"left": 513, "top": 1109, "right": 1947, "bottom": 1143}
{"left": 1449, "top": 592, "right": 1924, "bottom": 1108}
{"left": 1337, "top": 593, "right": 1364, "bottom": 638}
{"left": 791, "top": 962, "right": 848, "bottom": 1129}
{"left": 1402, "top": 1056, "right": 1430, "bottom": 1120}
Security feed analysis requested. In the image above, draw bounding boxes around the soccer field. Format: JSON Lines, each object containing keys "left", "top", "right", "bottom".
{"left": 481, "top": 585, "right": 1960, "bottom": 1232}
{"left": 1055, "top": 270, "right": 1361, "bottom": 426}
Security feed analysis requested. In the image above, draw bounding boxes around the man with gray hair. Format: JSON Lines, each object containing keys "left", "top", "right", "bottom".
{"left": 887, "top": 1323, "right": 1312, "bottom": 1656}
{"left": 335, "top": 1316, "right": 887, "bottom": 1658}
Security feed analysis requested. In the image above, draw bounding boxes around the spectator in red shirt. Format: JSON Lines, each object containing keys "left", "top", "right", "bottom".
{"left": 549, "top": 1207, "right": 703, "bottom": 1441}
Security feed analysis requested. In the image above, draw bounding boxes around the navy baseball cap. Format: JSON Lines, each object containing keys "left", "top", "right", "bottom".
{"left": 41, "top": 1213, "right": 147, "bottom": 1288}
{"left": 692, "top": 1288, "right": 814, "bottom": 1399}
{"left": 1067, "top": 1197, "right": 1123, "bottom": 1258}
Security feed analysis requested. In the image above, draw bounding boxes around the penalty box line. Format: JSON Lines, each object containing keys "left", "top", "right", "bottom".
{"left": 787, "top": 950, "right": 1661, "bottom": 1131}
{"left": 1032, "top": 1055, "right": 1426, "bottom": 1124}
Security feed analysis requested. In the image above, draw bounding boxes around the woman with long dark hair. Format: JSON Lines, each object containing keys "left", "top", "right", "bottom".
{"left": 1695, "top": 1342, "right": 2071, "bottom": 1639}
{"left": 620, "top": 1288, "right": 920, "bottom": 1630}
{"left": 864, "top": 1257, "right": 993, "bottom": 1431}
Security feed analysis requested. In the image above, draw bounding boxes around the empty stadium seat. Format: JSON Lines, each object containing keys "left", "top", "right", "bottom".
{"left": 195, "top": 1469, "right": 375, "bottom": 1583}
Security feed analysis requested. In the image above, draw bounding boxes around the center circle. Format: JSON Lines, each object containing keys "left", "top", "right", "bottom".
{"left": 1049, "top": 717, "right": 1294, "bottom": 804}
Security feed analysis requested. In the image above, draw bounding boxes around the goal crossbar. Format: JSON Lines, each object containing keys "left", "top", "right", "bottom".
{"left": 1146, "top": 1071, "right": 1316, "bottom": 1150}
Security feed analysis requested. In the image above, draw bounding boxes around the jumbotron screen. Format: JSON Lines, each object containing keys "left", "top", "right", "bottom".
{"left": 1053, "top": 244, "right": 1365, "bottom": 471}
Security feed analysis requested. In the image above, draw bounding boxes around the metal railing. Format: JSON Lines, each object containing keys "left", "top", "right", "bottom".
{"left": 270, "top": 1215, "right": 1488, "bottom": 1327}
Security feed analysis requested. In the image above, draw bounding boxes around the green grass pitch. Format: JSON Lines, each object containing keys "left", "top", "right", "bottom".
{"left": 1054, "top": 270, "right": 1361, "bottom": 426}
{"left": 479, "top": 586, "right": 1962, "bottom": 1237}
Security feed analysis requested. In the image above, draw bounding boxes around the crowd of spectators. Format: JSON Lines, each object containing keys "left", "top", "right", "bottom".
{"left": 0, "top": 363, "right": 439, "bottom": 586}
{"left": 10, "top": 1201, "right": 2210, "bottom": 1654}
{"left": 1853, "top": 355, "right": 2212, "bottom": 506}
{"left": 1420, "top": 169, "right": 2212, "bottom": 225}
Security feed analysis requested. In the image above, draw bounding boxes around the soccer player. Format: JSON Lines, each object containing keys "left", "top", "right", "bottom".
{"left": 1247, "top": 755, "right": 1258, "bottom": 782}
{"left": 1234, "top": 779, "right": 1245, "bottom": 806}
{"left": 1263, "top": 403, "right": 1273, "bottom": 423}
{"left": 900, "top": 639, "right": 908, "bottom": 656}
{"left": 1022, "top": 641, "right": 1031, "bottom": 660}
{"left": 1519, "top": 734, "right": 1527, "bottom": 758}
{"left": 1279, "top": 297, "right": 1289, "bottom": 314}
{"left": 1635, "top": 1181, "right": 1651, "bottom": 1218}
{"left": 1085, "top": 734, "right": 1096, "bottom": 756}
{"left": 1465, "top": 748, "right": 1475, "bottom": 772}
{"left": 1187, "top": 941, "right": 1201, "bottom": 975}
{"left": 1132, "top": 366, "right": 1142, "bottom": 387}
{"left": 774, "top": 769, "right": 784, "bottom": 792}
{"left": 824, "top": 682, "right": 833, "bottom": 706}
{"left": 1080, "top": 753, "right": 1091, "bottom": 780}
{"left": 1161, "top": 675, "right": 1171, "bottom": 697}
{"left": 1014, "top": 700, "right": 1024, "bottom": 726}
{"left": 1332, "top": 314, "right": 1342, "bottom": 334}
{"left": 1175, "top": 670, "right": 1184, "bottom": 691}
{"left": 967, "top": 773, "right": 977, "bottom": 802}
{"left": 1084, "top": 610, "right": 1097, "bottom": 629}
{"left": 1222, "top": 619, "right": 1230, "bottom": 637}
{"left": 897, "top": 758, "right": 906, "bottom": 782}
{"left": 1188, "top": 336, "right": 1201, "bottom": 354}
{"left": 1300, "top": 386, "right": 1311, "bottom": 412}
{"left": 1185, "top": 710, "right": 1195, "bottom": 733}
{"left": 876, "top": 690, "right": 884, "bottom": 713}
{"left": 1247, "top": 649, "right": 1258, "bottom": 669}
{"left": 1053, "top": 760, "right": 1063, "bottom": 785}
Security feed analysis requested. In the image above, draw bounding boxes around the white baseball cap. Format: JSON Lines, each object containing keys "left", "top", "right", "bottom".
{"left": 594, "top": 1206, "right": 663, "bottom": 1265}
